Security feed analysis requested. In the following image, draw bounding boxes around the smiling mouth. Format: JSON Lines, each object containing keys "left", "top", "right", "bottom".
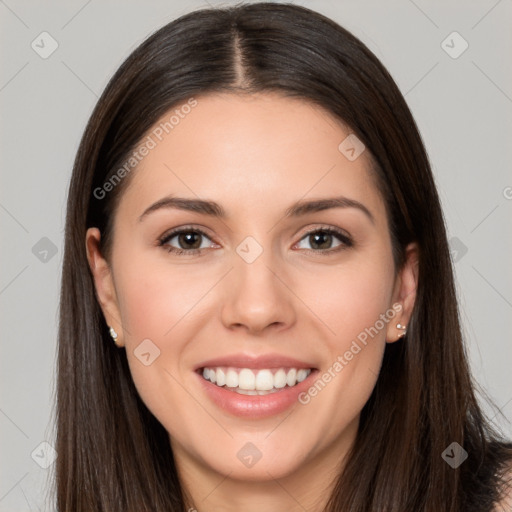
{"left": 198, "top": 366, "right": 314, "bottom": 395}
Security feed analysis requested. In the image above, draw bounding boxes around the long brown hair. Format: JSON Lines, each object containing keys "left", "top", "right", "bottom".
{"left": 55, "top": 2, "right": 512, "bottom": 510}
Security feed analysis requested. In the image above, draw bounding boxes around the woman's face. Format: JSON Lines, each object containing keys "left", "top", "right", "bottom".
{"left": 87, "top": 92, "right": 417, "bottom": 488}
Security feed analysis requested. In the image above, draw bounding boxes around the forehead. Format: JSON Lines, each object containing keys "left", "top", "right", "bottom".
{"left": 119, "top": 92, "right": 387, "bottom": 225}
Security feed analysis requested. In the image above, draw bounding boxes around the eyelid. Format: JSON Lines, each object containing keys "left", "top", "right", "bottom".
{"left": 296, "top": 224, "right": 352, "bottom": 242}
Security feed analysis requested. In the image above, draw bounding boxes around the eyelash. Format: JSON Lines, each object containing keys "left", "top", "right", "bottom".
{"left": 158, "top": 225, "right": 354, "bottom": 257}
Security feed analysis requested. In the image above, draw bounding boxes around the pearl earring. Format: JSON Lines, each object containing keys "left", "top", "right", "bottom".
{"left": 109, "top": 326, "right": 120, "bottom": 346}
{"left": 396, "top": 323, "right": 407, "bottom": 338}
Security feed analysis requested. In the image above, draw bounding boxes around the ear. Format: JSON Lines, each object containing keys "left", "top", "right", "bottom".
{"left": 386, "top": 242, "right": 419, "bottom": 343}
{"left": 85, "top": 227, "right": 125, "bottom": 347}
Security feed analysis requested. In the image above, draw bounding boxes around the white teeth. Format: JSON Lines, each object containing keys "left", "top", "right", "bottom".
{"left": 216, "top": 368, "right": 226, "bottom": 386}
{"left": 286, "top": 368, "right": 297, "bottom": 387}
{"left": 225, "top": 369, "right": 238, "bottom": 388}
{"left": 201, "top": 366, "right": 312, "bottom": 391}
{"left": 234, "top": 388, "right": 257, "bottom": 395}
{"left": 235, "top": 388, "right": 281, "bottom": 396}
{"left": 296, "top": 369, "right": 308, "bottom": 383}
{"left": 255, "top": 369, "right": 274, "bottom": 391}
{"left": 273, "top": 369, "right": 287, "bottom": 389}
{"left": 238, "top": 369, "right": 255, "bottom": 390}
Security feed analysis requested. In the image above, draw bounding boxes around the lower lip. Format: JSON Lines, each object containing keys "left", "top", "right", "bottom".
{"left": 195, "top": 369, "right": 318, "bottom": 419}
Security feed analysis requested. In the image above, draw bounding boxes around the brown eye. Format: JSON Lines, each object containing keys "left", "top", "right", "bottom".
{"left": 174, "top": 231, "right": 203, "bottom": 250}
{"left": 295, "top": 227, "right": 353, "bottom": 254}
{"left": 158, "top": 227, "right": 214, "bottom": 255}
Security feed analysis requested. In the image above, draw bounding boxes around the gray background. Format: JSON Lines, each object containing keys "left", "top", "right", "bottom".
{"left": 1, "top": 0, "right": 511, "bottom": 510}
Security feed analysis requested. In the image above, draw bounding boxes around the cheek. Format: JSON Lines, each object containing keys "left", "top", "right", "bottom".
{"left": 114, "top": 249, "right": 216, "bottom": 342}
{"left": 111, "top": 250, "right": 219, "bottom": 416}
{"left": 292, "top": 254, "right": 394, "bottom": 419}
{"left": 295, "top": 254, "right": 395, "bottom": 345}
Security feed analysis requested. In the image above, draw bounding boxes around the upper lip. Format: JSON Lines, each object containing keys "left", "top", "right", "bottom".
{"left": 194, "top": 353, "right": 317, "bottom": 371}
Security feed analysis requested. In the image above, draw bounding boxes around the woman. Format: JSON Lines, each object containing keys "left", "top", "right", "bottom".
{"left": 56, "top": 2, "right": 512, "bottom": 510}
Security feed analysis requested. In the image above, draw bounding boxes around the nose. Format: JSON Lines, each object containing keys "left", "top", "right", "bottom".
{"left": 220, "top": 244, "right": 297, "bottom": 335}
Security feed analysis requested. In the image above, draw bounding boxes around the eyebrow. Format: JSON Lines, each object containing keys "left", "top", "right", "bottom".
{"left": 138, "top": 195, "right": 375, "bottom": 225}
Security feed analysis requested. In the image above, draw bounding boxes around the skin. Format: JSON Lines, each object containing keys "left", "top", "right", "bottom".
{"left": 86, "top": 92, "right": 418, "bottom": 512}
